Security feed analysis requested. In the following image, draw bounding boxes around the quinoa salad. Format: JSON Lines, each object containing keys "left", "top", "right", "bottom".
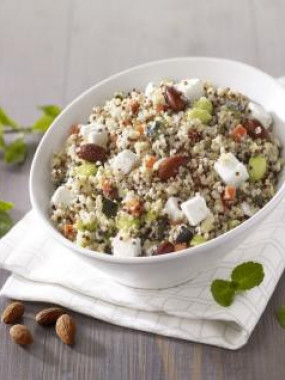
{"left": 50, "top": 78, "right": 283, "bottom": 258}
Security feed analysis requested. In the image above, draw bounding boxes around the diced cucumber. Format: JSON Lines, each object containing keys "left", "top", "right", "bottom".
{"left": 191, "top": 234, "right": 207, "bottom": 246}
{"left": 116, "top": 213, "right": 140, "bottom": 231}
{"left": 75, "top": 220, "right": 97, "bottom": 232}
{"left": 187, "top": 109, "right": 212, "bottom": 124}
{"left": 248, "top": 155, "right": 267, "bottom": 182}
{"left": 229, "top": 219, "right": 240, "bottom": 228}
{"left": 144, "top": 210, "right": 159, "bottom": 222}
{"left": 73, "top": 163, "right": 97, "bottom": 177}
{"left": 194, "top": 97, "right": 213, "bottom": 113}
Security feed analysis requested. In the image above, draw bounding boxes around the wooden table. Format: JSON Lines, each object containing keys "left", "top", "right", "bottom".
{"left": 1, "top": 0, "right": 285, "bottom": 378}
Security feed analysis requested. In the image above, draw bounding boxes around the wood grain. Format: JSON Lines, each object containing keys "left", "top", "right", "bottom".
{"left": 1, "top": 0, "right": 285, "bottom": 378}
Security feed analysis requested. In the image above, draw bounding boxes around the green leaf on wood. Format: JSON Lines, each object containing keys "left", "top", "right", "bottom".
{"left": 0, "top": 107, "right": 18, "bottom": 128}
{"left": 33, "top": 104, "right": 61, "bottom": 132}
{"left": 0, "top": 210, "right": 13, "bottom": 237}
{"left": 4, "top": 138, "right": 28, "bottom": 164}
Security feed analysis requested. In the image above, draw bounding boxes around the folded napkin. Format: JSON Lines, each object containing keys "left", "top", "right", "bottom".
{"left": 0, "top": 199, "right": 285, "bottom": 350}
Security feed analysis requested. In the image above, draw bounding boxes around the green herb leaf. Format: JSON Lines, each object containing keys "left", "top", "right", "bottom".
{"left": 33, "top": 114, "right": 54, "bottom": 132}
{"left": 277, "top": 306, "right": 285, "bottom": 329}
{"left": 0, "top": 107, "right": 18, "bottom": 128}
{"left": 0, "top": 210, "right": 13, "bottom": 237}
{"left": 211, "top": 279, "right": 236, "bottom": 307}
{"left": 0, "top": 135, "right": 6, "bottom": 150}
{"left": 4, "top": 138, "right": 28, "bottom": 164}
{"left": 33, "top": 105, "right": 61, "bottom": 133}
{"left": 231, "top": 261, "right": 264, "bottom": 290}
{"left": 0, "top": 200, "right": 14, "bottom": 211}
{"left": 38, "top": 105, "right": 61, "bottom": 118}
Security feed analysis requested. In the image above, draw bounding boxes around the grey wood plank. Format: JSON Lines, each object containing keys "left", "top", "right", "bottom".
{"left": 251, "top": 0, "right": 285, "bottom": 77}
{"left": 64, "top": 0, "right": 258, "bottom": 104}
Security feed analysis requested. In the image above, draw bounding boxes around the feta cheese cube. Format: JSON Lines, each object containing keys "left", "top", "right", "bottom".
{"left": 80, "top": 122, "right": 109, "bottom": 148}
{"left": 181, "top": 195, "right": 211, "bottom": 226}
{"left": 112, "top": 235, "right": 141, "bottom": 258}
{"left": 241, "top": 201, "right": 253, "bottom": 216}
{"left": 214, "top": 153, "right": 249, "bottom": 187}
{"left": 111, "top": 150, "right": 138, "bottom": 174}
{"left": 51, "top": 185, "right": 76, "bottom": 207}
{"left": 145, "top": 82, "right": 155, "bottom": 97}
{"left": 248, "top": 102, "right": 272, "bottom": 129}
{"left": 164, "top": 197, "right": 183, "bottom": 222}
{"left": 175, "top": 79, "right": 204, "bottom": 101}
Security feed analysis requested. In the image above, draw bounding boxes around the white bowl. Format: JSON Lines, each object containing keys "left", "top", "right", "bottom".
{"left": 30, "top": 57, "right": 285, "bottom": 289}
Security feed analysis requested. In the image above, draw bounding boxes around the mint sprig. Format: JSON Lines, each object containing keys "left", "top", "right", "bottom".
{"left": 0, "top": 199, "right": 14, "bottom": 237}
{"left": 211, "top": 261, "right": 265, "bottom": 307}
{"left": 0, "top": 103, "right": 61, "bottom": 165}
{"left": 277, "top": 306, "right": 285, "bottom": 329}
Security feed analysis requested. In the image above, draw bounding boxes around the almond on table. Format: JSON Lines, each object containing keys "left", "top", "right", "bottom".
{"left": 1, "top": 301, "right": 25, "bottom": 324}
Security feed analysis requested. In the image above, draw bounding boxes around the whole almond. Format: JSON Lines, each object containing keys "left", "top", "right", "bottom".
{"left": 55, "top": 314, "right": 76, "bottom": 345}
{"left": 35, "top": 307, "right": 65, "bottom": 326}
{"left": 1, "top": 301, "right": 25, "bottom": 324}
{"left": 163, "top": 85, "right": 186, "bottom": 112}
{"left": 78, "top": 143, "right": 106, "bottom": 162}
{"left": 10, "top": 325, "right": 33, "bottom": 345}
{"left": 154, "top": 241, "right": 174, "bottom": 255}
{"left": 158, "top": 155, "right": 188, "bottom": 180}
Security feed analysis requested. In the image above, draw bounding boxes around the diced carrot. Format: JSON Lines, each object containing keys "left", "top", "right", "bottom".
{"left": 223, "top": 185, "right": 236, "bottom": 201}
{"left": 174, "top": 243, "right": 188, "bottom": 252}
{"left": 102, "top": 178, "right": 117, "bottom": 198}
{"left": 137, "top": 123, "right": 146, "bottom": 135}
{"left": 232, "top": 124, "right": 247, "bottom": 142}
{"left": 124, "top": 198, "right": 144, "bottom": 217}
{"left": 155, "top": 104, "right": 167, "bottom": 113}
{"left": 145, "top": 155, "right": 157, "bottom": 169}
{"left": 63, "top": 224, "right": 74, "bottom": 238}
{"left": 129, "top": 99, "right": 140, "bottom": 114}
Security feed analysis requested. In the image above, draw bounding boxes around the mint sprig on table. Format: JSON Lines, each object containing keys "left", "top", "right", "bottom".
{"left": 0, "top": 104, "right": 61, "bottom": 237}
{"left": 0, "top": 104, "right": 61, "bottom": 165}
{"left": 0, "top": 199, "right": 14, "bottom": 237}
{"left": 211, "top": 261, "right": 265, "bottom": 307}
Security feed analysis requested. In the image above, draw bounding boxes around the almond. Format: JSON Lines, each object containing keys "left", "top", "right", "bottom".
{"left": 1, "top": 301, "right": 25, "bottom": 324}
{"left": 158, "top": 155, "right": 188, "bottom": 180}
{"left": 163, "top": 85, "right": 186, "bottom": 112}
{"left": 55, "top": 314, "right": 76, "bottom": 345}
{"left": 244, "top": 119, "right": 268, "bottom": 140}
{"left": 35, "top": 307, "right": 65, "bottom": 326}
{"left": 78, "top": 143, "right": 106, "bottom": 162}
{"left": 174, "top": 243, "right": 188, "bottom": 252}
{"left": 10, "top": 325, "right": 33, "bottom": 345}
{"left": 154, "top": 241, "right": 174, "bottom": 255}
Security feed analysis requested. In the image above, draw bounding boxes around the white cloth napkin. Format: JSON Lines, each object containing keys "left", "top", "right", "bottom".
{"left": 0, "top": 201, "right": 285, "bottom": 350}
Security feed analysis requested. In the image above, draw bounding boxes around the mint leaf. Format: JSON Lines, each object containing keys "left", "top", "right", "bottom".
{"left": 38, "top": 105, "right": 61, "bottom": 118}
{"left": 0, "top": 210, "right": 13, "bottom": 237}
{"left": 33, "top": 114, "right": 54, "bottom": 132}
{"left": 4, "top": 138, "right": 28, "bottom": 164}
{"left": 0, "top": 200, "right": 14, "bottom": 211}
{"left": 0, "top": 107, "right": 18, "bottom": 128}
{"left": 277, "top": 306, "right": 285, "bottom": 329}
{"left": 211, "top": 279, "right": 236, "bottom": 307}
{"left": 33, "top": 105, "right": 61, "bottom": 133}
{"left": 231, "top": 261, "right": 264, "bottom": 290}
{"left": 0, "top": 135, "right": 6, "bottom": 150}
